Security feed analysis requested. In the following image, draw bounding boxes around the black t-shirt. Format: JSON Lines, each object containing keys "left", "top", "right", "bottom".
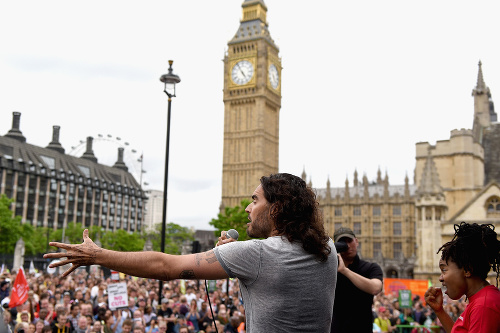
{"left": 331, "top": 255, "right": 383, "bottom": 333}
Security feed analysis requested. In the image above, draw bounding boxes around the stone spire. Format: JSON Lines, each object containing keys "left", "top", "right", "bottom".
{"left": 301, "top": 167, "right": 307, "bottom": 181}
{"left": 363, "top": 174, "right": 369, "bottom": 199}
{"left": 326, "top": 177, "right": 331, "bottom": 201}
{"left": 383, "top": 171, "right": 389, "bottom": 198}
{"left": 404, "top": 173, "right": 410, "bottom": 198}
{"left": 474, "top": 60, "right": 486, "bottom": 93}
{"left": 344, "top": 176, "right": 350, "bottom": 201}
{"left": 353, "top": 169, "right": 359, "bottom": 187}
{"left": 472, "top": 61, "right": 496, "bottom": 141}
{"left": 417, "top": 149, "right": 443, "bottom": 196}
{"left": 376, "top": 167, "right": 382, "bottom": 185}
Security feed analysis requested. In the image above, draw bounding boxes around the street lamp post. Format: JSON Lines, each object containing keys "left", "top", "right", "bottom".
{"left": 158, "top": 60, "right": 181, "bottom": 305}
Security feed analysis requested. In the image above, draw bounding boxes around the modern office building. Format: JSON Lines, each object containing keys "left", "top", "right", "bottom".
{"left": 143, "top": 189, "right": 163, "bottom": 232}
{"left": 0, "top": 112, "right": 146, "bottom": 232}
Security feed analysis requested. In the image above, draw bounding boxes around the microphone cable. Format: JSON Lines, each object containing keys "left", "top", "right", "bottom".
{"left": 205, "top": 229, "right": 238, "bottom": 333}
{"left": 205, "top": 279, "right": 219, "bottom": 333}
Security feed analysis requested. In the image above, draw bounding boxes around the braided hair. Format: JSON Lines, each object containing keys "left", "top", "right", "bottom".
{"left": 438, "top": 222, "right": 500, "bottom": 286}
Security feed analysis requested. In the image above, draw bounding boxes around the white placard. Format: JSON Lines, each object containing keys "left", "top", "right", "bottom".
{"left": 107, "top": 282, "right": 128, "bottom": 310}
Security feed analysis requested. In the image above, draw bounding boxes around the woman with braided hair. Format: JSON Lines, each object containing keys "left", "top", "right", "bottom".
{"left": 424, "top": 222, "right": 500, "bottom": 332}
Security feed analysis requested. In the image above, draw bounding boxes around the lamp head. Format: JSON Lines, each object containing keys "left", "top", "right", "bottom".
{"left": 160, "top": 60, "right": 181, "bottom": 97}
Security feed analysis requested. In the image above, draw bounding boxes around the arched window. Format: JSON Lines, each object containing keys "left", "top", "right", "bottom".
{"left": 486, "top": 196, "right": 500, "bottom": 217}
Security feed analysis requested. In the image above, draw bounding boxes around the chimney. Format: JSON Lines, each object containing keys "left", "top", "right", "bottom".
{"left": 81, "top": 136, "right": 98, "bottom": 163}
{"left": 46, "top": 126, "right": 65, "bottom": 154}
{"left": 113, "top": 147, "right": 128, "bottom": 171}
{"left": 5, "top": 112, "right": 27, "bottom": 142}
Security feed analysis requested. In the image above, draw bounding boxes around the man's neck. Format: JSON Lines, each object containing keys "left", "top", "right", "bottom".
{"left": 343, "top": 255, "right": 356, "bottom": 267}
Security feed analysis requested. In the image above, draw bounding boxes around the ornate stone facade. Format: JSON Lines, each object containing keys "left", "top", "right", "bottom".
{"left": 312, "top": 62, "right": 500, "bottom": 284}
{"left": 221, "top": 0, "right": 282, "bottom": 209}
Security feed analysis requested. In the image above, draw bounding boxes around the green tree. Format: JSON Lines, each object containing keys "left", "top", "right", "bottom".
{"left": 101, "top": 229, "right": 145, "bottom": 252}
{"left": 50, "top": 222, "right": 87, "bottom": 245}
{"left": 209, "top": 199, "right": 251, "bottom": 242}
{"left": 0, "top": 194, "right": 34, "bottom": 254}
{"left": 145, "top": 222, "right": 194, "bottom": 254}
{"left": 25, "top": 227, "right": 50, "bottom": 255}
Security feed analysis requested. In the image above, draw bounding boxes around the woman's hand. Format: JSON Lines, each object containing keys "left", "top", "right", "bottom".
{"left": 424, "top": 287, "right": 444, "bottom": 312}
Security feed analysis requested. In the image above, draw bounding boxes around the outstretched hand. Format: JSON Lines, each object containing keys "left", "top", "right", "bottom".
{"left": 43, "top": 229, "right": 102, "bottom": 278}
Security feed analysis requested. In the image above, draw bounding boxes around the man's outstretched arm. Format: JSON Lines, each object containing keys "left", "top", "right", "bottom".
{"left": 44, "top": 229, "right": 229, "bottom": 280}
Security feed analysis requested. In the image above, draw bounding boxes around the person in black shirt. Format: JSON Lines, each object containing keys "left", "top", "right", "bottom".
{"left": 331, "top": 227, "right": 383, "bottom": 333}
{"left": 156, "top": 299, "right": 171, "bottom": 319}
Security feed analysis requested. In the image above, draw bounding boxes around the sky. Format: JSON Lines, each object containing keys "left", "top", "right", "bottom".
{"left": 1, "top": 1, "right": 499, "bottom": 231}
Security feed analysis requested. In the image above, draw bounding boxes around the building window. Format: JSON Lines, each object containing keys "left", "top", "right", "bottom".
{"left": 393, "top": 222, "right": 402, "bottom": 235}
{"left": 353, "top": 222, "right": 361, "bottom": 235}
{"left": 394, "top": 242, "right": 402, "bottom": 259}
{"left": 373, "top": 242, "right": 382, "bottom": 257}
{"left": 373, "top": 222, "right": 381, "bottom": 236}
{"left": 373, "top": 206, "right": 381, "bottom": 216}
{"left": 393, "top": 205, "right": 401, "bottom": 216}
{"left": 486, "top": 197, "right": 500, "bottom": 217}
{"left": 425, "top": 207, "right": 432, "bottom": 220}
{"left": 353, "top": 206, "right": 361, "bottom": 216}
{"left": 435, "top": 207, "right": 442, "bottom": 220}
{"left": 334, "top": 222, "right": 342, "bottom": 231}
{"left": 334, "top": 207, "right": 342, "bottom": 216}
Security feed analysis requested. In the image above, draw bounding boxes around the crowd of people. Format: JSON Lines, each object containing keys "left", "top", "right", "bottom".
{"left": 1, "top": 173, "right": 499, "bottom": 333}
{"left": 0, "top": 267, "right": 471, "bottom": 333}
{"left": 1, "top": 269, "right": 245, "bottom": 333}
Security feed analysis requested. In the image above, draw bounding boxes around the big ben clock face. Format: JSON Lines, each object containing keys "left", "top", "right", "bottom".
{"left": 231, "top": 60, "right": 254, "bottom": 85}
{"left": 268, "top": 64, "right": 279, "bottom": 89}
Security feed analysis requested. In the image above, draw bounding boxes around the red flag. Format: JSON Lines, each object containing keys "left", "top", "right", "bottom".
{"left": 9, "top": 267, "right": 29, "bottom": 308}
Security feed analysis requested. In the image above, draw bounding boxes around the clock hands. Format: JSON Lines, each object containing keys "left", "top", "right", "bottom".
{"left": 236, "top": 63, "right": 247, "bottom": 79}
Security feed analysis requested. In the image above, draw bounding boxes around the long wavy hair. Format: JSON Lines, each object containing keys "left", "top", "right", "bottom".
{"left": 438, "top": 222, "right": 500, "bottom": 286}
{"left": 260, "top": 173, "right": 331, "bottom": 262}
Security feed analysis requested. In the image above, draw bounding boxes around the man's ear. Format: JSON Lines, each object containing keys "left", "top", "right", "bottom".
{"left": 269, "top": 203, "right": 279, "bottom": 219}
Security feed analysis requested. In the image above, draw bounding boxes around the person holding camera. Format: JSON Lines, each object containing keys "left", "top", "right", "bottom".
{"left": 331, "top": 227, "right": 383, "bottom": 333}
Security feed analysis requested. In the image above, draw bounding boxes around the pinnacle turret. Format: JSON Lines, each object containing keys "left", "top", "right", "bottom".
{"left": 417, "top": 150, "right": 443, "bottom": 196}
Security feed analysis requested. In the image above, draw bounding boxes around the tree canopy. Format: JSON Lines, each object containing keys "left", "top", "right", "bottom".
{"left": 0, "top": 195, "right": 33, "bottom": 253}
{"left": 144, "top": 222, "right": 194, "bottom": 254}
{"left": 209, "top": 199, "right": 251, "bottom": 241}
{"left": 0, "top": 193, "right": 193, "bottom": 255}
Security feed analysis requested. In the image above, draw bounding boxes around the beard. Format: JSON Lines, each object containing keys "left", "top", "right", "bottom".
{"left": 247, "top": 207, "right": 273, "bottom": 238}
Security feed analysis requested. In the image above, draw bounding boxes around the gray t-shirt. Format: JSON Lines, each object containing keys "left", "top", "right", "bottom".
{"left": 213, "top": 236, "right": 337, "bottom": 333}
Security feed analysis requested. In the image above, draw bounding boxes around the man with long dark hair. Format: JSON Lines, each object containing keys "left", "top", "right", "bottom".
{"left": 45, "top": 173, "right": 337, "bottom": 333}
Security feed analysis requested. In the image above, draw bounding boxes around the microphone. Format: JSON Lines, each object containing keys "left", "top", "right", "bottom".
{"left": 226, "top": 229, "right": 239, "bottom": 240}
{"left": 334, "top": 241, "right": 348, "bottom": 253}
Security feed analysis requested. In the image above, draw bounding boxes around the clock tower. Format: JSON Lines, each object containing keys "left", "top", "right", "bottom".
{"left": 221, "top": 0, "right": 282, "bottom": 209}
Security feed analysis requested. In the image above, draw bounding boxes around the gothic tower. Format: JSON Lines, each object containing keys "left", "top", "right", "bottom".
{"left": 414, "top": 149, "right": 447, "bottom": 280}
{"left": 221, "top": 0, "right": 282, "bottom": 209}
{"left": 472, "top": 61, "right": 497, "bottom": 143}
